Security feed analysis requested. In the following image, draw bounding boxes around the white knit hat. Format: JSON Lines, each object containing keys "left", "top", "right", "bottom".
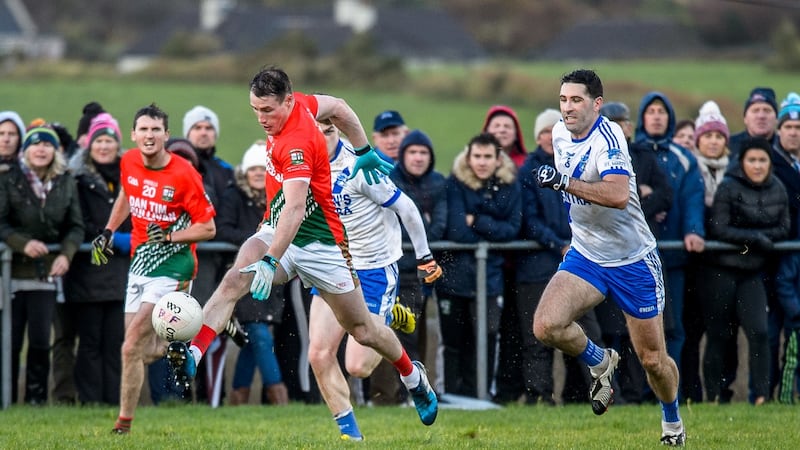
{"left": 241, "top": 142, "right": 266, "bottom": 171}
{"left": 534, "top": 108, "right": 561, "bottom": 139}
{"left": 183, "top": 105, "right": 219, "bottom": 138}
{"left": 694, "top": 100, "right": 729, "bottom": 146}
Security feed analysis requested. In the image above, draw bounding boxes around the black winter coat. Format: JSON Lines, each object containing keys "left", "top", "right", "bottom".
{"left": 0, "top": 163, "right": 84, "bottom": 279}
{"left": 707, "top": 167, "right": 790, "bottom": 272}
{"left": 63, "top": 159, "right": 131, "bottom": 303}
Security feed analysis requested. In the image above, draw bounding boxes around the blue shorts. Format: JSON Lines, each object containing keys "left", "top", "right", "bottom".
{"left": 559, "top": 248, "right": 665, "bottom": 319}
{"left": 311, "top": 263, "right": 398, "bottom": 325}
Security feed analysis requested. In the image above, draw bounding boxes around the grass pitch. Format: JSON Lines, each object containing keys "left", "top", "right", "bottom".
{"left": 0, "top": 400, "right": 791, "bottom": 449}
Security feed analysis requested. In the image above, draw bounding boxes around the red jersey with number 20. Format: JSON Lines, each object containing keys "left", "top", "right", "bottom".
{"left": 121, "top": 149, "right": 216, "bottom": 280}
{"left": 262, "top": 92, "right": 347, "bottom": 247}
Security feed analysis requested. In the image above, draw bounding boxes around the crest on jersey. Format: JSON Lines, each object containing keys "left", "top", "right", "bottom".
{"left": 289, "top": 149, "right": 304, "bottom": 165}
{"left": 333, "top": 167, "right": 351, "bottom": 194}
{"left": 162, "top": 186, "right": 175, "bottom": 202}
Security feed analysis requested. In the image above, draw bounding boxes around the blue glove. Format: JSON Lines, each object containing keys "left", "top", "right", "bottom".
{"left": 239, "top": 255, "right": 279, "bottom": 301}
{"left": 350, "top": 145, "right": 394, "bottom": 185}
{"left": 113, "top": 232, "right": 132, "bottom": 254}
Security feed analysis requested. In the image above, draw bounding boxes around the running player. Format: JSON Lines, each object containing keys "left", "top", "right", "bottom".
{"left": 532, "top": 69, "right": 685, "bottom": 446}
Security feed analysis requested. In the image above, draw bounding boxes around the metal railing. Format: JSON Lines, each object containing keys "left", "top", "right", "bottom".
{"left": 2, "top": 239, "right": 798, "bottom": 407}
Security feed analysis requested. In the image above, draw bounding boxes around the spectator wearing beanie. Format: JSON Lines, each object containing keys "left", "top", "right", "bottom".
{"left": 62, "top": 110, "right": 129, "bottom": 405}
{"left": 181, "top": 105, "right": 235, "bottom": 407}
{"left": 0, "top": 125, "right": 84, "bottom": 405}
{"left": 533, "top": 109, "right": 561, "bottom": 152}
{"left": 0, "top": 111, "right": 26, "bottom": 176}
{"left": 182, "top": 105, "right": 233, "bottom": 204}
{"left": 693, "top": 101, "right": 731, "bottom": 208}
{"left": 729, "top": 87, "right": 779, "bottom": 165}
{"left": 773, "top": 92, "right": 800, "bottom": 237}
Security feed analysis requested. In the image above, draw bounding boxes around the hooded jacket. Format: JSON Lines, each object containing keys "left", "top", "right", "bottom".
{"left": 390, "top": 130, "right": 448, "bottom": 273}
{"left": 770, "top": 140, "right": 800, "bottom": 238}
{"left": 633, "top": 92, "right": 706, "bottom": 268}
{"left": 482, "top": 105, "right": 528, "bottom": 168}
{"left": 706, "top": 164, "right": 789, "bottom": 272}
{"left": 436, "top": 148, "right": 521, "bottom": 298}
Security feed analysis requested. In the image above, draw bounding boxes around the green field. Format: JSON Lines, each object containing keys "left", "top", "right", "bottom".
{"left": 0, "top": 401, "right": 792, "bottom": 449}
{"left": 1, "top": 59, "right": 797, "bottom": 172}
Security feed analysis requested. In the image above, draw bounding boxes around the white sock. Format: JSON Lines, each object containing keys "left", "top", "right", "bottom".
{"left": 190, "top": 345, "right": 203, "bottom": 363}
{"left": 401, "top": 366, "right": 421, "bottom": 389}
{"left": 662, "top": 420, "right": 683, "bottom": 434}
{"left": 589, "top": 352, "right": 609, "bottom": 377}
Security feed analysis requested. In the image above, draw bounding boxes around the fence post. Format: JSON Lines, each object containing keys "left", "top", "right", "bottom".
{"left": 2, "top": 245, "right": 11, "bottom": 409}
{"left": 474, "top": 242, "right": 489, "bottom": 400}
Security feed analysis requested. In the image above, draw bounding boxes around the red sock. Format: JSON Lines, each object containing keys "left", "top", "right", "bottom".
{"left": 392, "top": 348, "right": 414, "bottom": 376}
{"left": 190, "top": 324, "right": 217, "bottom": 356}
{"left": 114, "top": 416, "right": 132, "bottom": 432}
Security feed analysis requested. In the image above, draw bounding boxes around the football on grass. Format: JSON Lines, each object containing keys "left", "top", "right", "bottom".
{"left": 151, "top": 291, "right": 203, "bottom": 342}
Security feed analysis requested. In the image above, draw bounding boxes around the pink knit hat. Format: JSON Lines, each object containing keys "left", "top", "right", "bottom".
{"left": 87, "top": 112, "right": 122, "bottom": 147}
{"left": 694, "top": 101, "right": 729, "bottom": 146}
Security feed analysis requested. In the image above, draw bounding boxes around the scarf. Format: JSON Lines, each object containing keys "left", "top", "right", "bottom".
{"left": 18, "top": 157, "right": 52, "bottom": 206}
{"left": 695, "top": 153, "right": 729, "bottom": 207}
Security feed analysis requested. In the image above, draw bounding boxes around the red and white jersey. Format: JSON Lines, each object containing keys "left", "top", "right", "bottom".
{"left": 120, "top": 149, "right": 215, "bottom": 279}
{"left": 262, "top": 92, "right": 347, "bottom": 247}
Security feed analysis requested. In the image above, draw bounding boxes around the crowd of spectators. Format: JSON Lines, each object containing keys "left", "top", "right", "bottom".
{"left": 1, "top": 84, "right": 800, "bottom": 408}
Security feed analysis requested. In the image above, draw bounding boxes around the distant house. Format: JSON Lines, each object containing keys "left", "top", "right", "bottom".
{"left": 117, "top": 0, "right": 485, "bottom": 72}
{"left": 0, "top": 0, "right": 64, "bottom": 59}
{"left": 537, "top": 18, "right": 707, "bottom": 60}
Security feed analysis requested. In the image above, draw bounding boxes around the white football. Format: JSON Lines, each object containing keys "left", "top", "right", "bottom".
{"left": 151, "top": 291, "right": 203, "bottom": 342}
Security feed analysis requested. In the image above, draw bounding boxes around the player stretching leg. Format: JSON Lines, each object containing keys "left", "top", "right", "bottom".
{"left": 166, "top": 67, "right": 438, "bottom": 431}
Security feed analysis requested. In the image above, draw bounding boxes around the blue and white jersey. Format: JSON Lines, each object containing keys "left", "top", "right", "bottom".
{"left": 329, "top": 140, "right": 403, "bottom": 269}
{"left": 552, "top": 116, "right": 656, "bottom": 267}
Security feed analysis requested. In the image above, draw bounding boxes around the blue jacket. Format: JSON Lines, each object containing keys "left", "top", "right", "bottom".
{"left": 515, "top": 148, "right": 570, "bottom": 284}
{"left": 633, "top": 92, "right": 706, "bottom": 268}
{"left": 436, "top": 149, "right": 521, "bottom": 298}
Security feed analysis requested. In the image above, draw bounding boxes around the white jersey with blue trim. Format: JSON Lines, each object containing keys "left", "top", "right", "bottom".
{"left": 329, "top": 140, "right": 403, "bottom": 269}
{"left": 552, "top": 115, "right": 656, "bottom": 267}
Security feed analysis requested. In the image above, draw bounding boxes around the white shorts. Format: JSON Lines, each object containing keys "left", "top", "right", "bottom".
{"left": 125, "top": 274, "right": 192, "bottom": 314}
{"left": 252, "top": 225, "right": 356, "bottom": 295}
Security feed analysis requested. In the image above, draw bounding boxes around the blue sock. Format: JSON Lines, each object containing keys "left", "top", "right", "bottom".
{"left": 579, "top": 339, "right": 605, "bottom": 367}
{"left": 661, "top": 398, "right": 681, "bottom": 423}
{"left": 334, "top": 408, "right": 363, "bottom": 440}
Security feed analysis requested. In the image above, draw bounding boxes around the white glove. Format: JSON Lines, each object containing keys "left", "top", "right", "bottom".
{"left": 239, "top": 255, "right": 279, "bottom": 301}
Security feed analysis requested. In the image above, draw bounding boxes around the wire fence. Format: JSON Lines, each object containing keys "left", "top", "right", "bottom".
{"left": 2, "top": 239, "right": 799, "bottom": 407}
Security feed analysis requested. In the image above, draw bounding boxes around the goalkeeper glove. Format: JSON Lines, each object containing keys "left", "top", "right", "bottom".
{"left": 535, "top": 165, "right": 570, "bottom": 191}
{"left": 146, "top": 222, "right": 171, "bottom": 244}
{"left": 417, "top": 254, "right": 443, "bottom": 285}
{"left": 90, "top": 229, "right": 114, "bottom": 266}
{"left": 350, "top": 145, "right": 394, "bottom": 185}
{"left": 239, "top": 255, "right": 279, "bottom": 301}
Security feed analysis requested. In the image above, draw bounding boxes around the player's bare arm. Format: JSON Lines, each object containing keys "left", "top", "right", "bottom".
{"left": 266, "top": 178, "right": 309, "bottom": 260}
{"left": 565, "top": 174, "right": 630, "bottom": 209}
{"left": 169, "top": 219, "right": 216, "bottom": 243}
{"left": 314, "top": 94, "right": 369, "bottom": 147}
{"left": 104, "top": 186, "right": 131, "bottom": 232}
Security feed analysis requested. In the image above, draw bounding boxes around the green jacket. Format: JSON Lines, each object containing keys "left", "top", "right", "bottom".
{"left": 0, "top": 163, "right": 85, "bottom": 279}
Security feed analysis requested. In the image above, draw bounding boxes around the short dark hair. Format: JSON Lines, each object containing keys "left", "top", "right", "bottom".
{"left": 133, "top": 103, "right": 168, "bottom": 131}
{"left": 467, "top": 132, "right": 501, "bottom": 157}
{"left": 250, "top": 66, "right": 292, "bottom": 101}
{"left": 561, "top": 69, "right": 603, "bottom": 99}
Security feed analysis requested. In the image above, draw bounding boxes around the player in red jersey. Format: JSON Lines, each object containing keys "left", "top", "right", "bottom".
{"left": 91, "top": 104, "right": 216, "bottom": 434}
{"left": 166, "top": 67, "right": 437, "bottom": 437}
